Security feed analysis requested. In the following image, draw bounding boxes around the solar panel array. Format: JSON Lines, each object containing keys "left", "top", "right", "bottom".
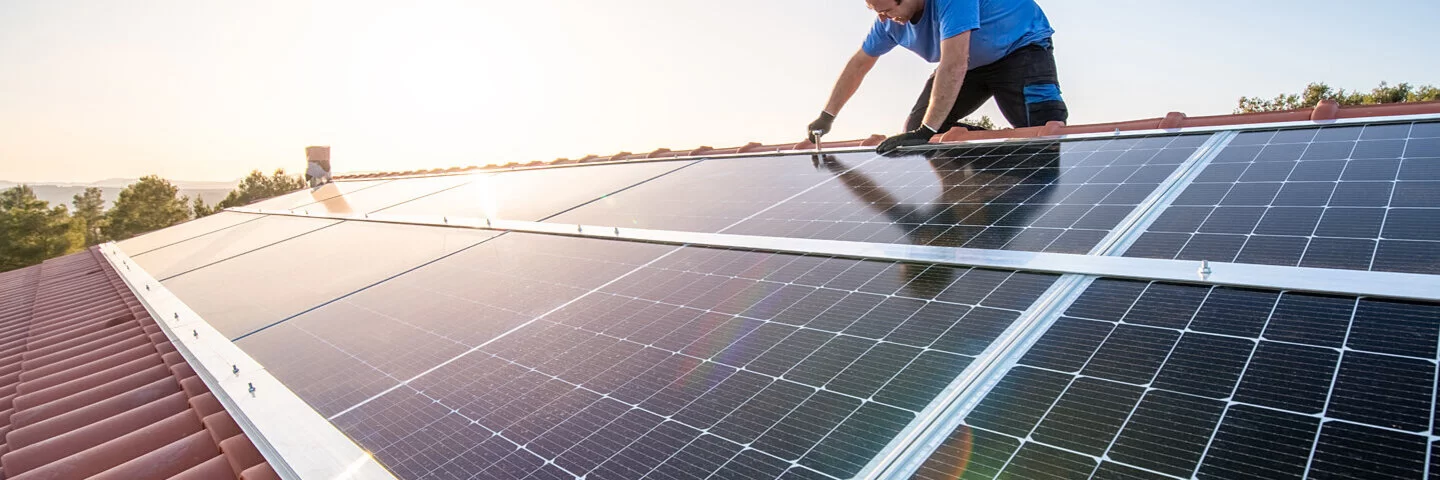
{"left": 1125, "top": 121, "right": 1440, "bottom": 274}
{"left": 109, "top": 118, "right": 1440, "bottom": 479}
{"left": 912, "top": 278, "right": 1440, "bottom": 480}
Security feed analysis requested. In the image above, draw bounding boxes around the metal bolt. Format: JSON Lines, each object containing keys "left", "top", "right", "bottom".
{"left": 145, "top": 284, "right": 150, "bottom": 291}
{"left": 1198, "top": 260, "right": 1212, "bottom": 277}
{"left": 233, "top": 364, "right": 240, "bottom": 375}
{"left": 248, "top": 382, "right": 256, "bottom": 394}
{"left": 485, "top": 218, "right": 491, "bottom": 227}
{"left": 174, "top": 312, "right": 179, "bottom": 320}
{"left": 577, "top": 225, "right": 583, "bottom": 233}
{"left": 445, "top": 216, "right": 450, "bottom": 224}
{"left": 192, "top": 329, "right": 198, "bottom": 338}
{"left": 614, "top": 227, "right": 620, "bottom": 236}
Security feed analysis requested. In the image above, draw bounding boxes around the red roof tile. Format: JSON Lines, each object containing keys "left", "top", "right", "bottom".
{"left": 0, "top": 248, "right": 273, "bottom": 479}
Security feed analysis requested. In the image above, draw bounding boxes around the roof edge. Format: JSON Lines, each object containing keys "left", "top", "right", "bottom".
{"left": 333, "top": 100, "right": 1440, "bottom": 180}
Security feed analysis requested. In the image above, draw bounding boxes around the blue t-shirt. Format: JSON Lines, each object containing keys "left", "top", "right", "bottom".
{"left": 862, "top": 0, "right": 1054, "bottom": 69}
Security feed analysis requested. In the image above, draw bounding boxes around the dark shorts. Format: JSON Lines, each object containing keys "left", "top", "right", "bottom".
{"left": 905, "top": 42, "right": 1068, "bottom": 131}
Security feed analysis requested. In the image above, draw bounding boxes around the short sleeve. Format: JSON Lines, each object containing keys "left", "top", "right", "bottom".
{"left": 861, "top": 20, "right": 898, "bottom": 57}
{"left": 936, "top": 0, "right": 980, "bottom": 39}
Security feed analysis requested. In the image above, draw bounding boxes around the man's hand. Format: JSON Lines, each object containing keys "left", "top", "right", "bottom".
{"left": 807, "top": 111, "right": 836, "bottom": 144}
{"left": 877, "top": 125, "right": 938, "bottom": 155}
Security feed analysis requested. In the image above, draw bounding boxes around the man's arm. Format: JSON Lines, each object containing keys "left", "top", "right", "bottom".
{"left": 875, "top": 30, "right": 972, "bottom": 154}
{"left": 920, "top": 30, "right": 972, "bottom": 129}
{"left": 824, "top": 49, "right": 880, "bottom": 115}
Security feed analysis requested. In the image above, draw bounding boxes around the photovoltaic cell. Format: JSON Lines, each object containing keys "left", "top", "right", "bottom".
{"left": 250, "top": 236, "right": 1062, "bottom": 479}
{"left": 1125, "top": 121, "right": 1440, "bottom": 274}
{"left": 243, "top": 179, "right": 390, "bottom": 210}
{"left": 259, "top": 174, "right": 475, "bottom": 215}
{"left": 130, "top": 215, "right": 341, "bottom": 280}
{"left": 911, "top": 277, "right": 1440, "bottom": 480}
{"left": 555, "top": 136, "right": 1206, "bottom": 254}
{"left": 116, "top": 211, "right": 264, "bottom": 256}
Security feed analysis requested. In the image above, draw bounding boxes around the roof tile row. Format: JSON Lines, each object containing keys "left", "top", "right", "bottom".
{"left": 0, "top": 248, "right": 277, "bottom": 480}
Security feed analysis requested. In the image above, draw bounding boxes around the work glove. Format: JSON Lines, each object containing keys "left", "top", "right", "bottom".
{"left": 876, "top": 125, "right": 938, "bottom": 155}
{"left": 807, "top": 111, "right": 835, "bottom": 144}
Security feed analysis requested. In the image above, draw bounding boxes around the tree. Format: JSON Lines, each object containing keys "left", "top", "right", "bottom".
{"left": 961, "top": 115, "right": 998, "bottom": 130}
{"left": 1237, "top": 81, "right": 1440, "bottom": 114}
{"left": 0, "top": 185, "right": 80, "bottom": 271}
{"left": 102, "top": 175, "right": 192, "bottom": 241}
{"left": 216, "top": 169, "right": 307, "bottom": 209}
{"left": 192, "top": 196, "right": 216, "bottom": 218}
{"left": 72, "top": 187, "right": 106, "bottom": 246}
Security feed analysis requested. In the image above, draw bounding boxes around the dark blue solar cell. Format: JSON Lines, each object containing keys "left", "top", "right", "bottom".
{"left": 1253, "top": 207, "right": 1322, "bottom": 236}
{"left": 1314, "top": 208, "right": 1386, "bottom": 238}
{"left": 1389, "top": 181, "right": 1440, "bottom": 207}
{"left": 1123, "top": 283, "right": 1210, "bottom": 328}
{"left": 1300, "top": 141, "right": 1356, "bottom": 160}
{"left": 1187, "top": 287, "right": 1278, "bottom": 337}
{"left": 1195, "top": 162, "right": 1249, "bottom": 182}
{"left": 1412, "top": 122, "right": 1440, "bottom": 138}
{"left": 1271, "top": 128, "right": 1319, "bottom": 144}
{"left": 1152, "top": 333, "right": 1254, "bottom": 398}
{"left": 1287, "top": 160, "right": 1347, "bottom": 181}
{"left": 1100, "top": 184, "right": 1160, "bottom": 205}
{"left": 1256, "top": 143, "right": 1307, "bottom": 162}
{"left": 1124, "top": 232, "right": 1190, "bottom": 259}
{"left": 1229, "top": 130, "right": 1276, "bottom": 146}
{"left": 1398, "top": 158, "right": 1440, "bottom": 180}
{"left": 1030, "top": 377, "right": 1145, "bottom": 455}
{"left": 649, "top": 434, "right": 742, "bottom": 479}
{"left": 711, "top": 448, "right": 791, "bottom": 479}
{"left": 1220, "top": 183, "right": 1282, "bottom": 206}
{"left": 1064, "top": 279, "right": 1147, "bottom": 321}
{"left": 1373, "top": 240, "right": 1440, "bottom": 274}
{"left": 1271, "top": 182, "right": 1336, "bottom": 206}
{"left": 752, "top": 390, "right": 858, "bottom": 462}
{"left": 1352, "top": 139, "right": 1407, "bottom": 159}
{"left": 1299, "top": 237, "right": 1376, "bottom": 270}
{"left": 1235, "top": 235, "right": 1308, "bottom": 266}
{"left": 1019, "top": 317, "right": 1113, "bottom": 373}
{"left": 872, "top": 350, "right": 971, "bottom": 411}
{"left": 1382, "top": 209, "right": 1440, "bottom": 240}
{"left": 1314, "top": 126, "right": 1364, "bottom": 142}
{"left": 1172, "top": 183, "right": 1232, "bottom": 205}
{"left": 1310, "top": 422, "right": 1429, "bottom": 479}
{"left": 1091, "top": 462, "right": 1172, "bottom": 480}
{"left": 1000, "top": 443, "right": 1098, "bottom": 479}
{"left": 931, "top": 307, "right": 1021, "bottom": 356}
{"left": 1405, "top": 137, "right": 1440, "bottom": 156}
{"left": 1080, "top": 325, "right": 1181, "bottom": 384}
{"left": 1197, "top": 207, "right": 1265, "bottom": 234}
{"left": 800, "top": 402, "right": 913, "bottom": 478}
{"left": 1175, "top": 233, "right": 1246, "bottom": 262}
{"left": 1107, "top": 390, "right": 1226, "bottom": 477}
{"left": 1198, "top": 404, "right": 1320, "bottom": 479}
{"left": 1232, "top": 342, "right": 1339, "bottom": 414}
{"left": 966, "top": 366, "right": 1073, "bottom": 438}
{"left": 1361, "top": 123, "right": 1413, "bottom": 140}
{"left": 1341, "top": 159, "right": 1401, "bottom": 181}
{"left": 1327, "top": 352, "right": 1435, "bottom": 432}
{"left": 1263, "top": 292, "right": 1354, "bottom": 348}
{"left": 1239, "top": 161, "right": 1297, "bottom": 181}
{"left": 1347, "top": 298, "right": 1440, "bottom": 358}
{"left": 1147, "top": 206, "right": 1211, "bottom": 233}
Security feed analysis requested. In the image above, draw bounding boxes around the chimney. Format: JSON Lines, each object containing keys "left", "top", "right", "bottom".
{"left": 306, "top": 146, "right": 332, "bottom": 187}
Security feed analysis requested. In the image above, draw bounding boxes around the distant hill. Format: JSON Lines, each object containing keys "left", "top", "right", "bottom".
{"left": 2, "top": 178, "right": 239, "bottom": 210}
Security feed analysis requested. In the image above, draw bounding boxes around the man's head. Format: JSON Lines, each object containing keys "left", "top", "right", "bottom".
{"left": 866, "top": 0, "right": 923, "bottom": 24}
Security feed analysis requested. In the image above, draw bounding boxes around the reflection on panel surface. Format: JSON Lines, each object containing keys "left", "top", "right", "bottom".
{"left": 116, "top": 211, "right": 264, "bottom": 256}
{"left": 912, "top": 277, "right": 1440, "bottom": 480}
{"left": 131, "top": 215, "right": 340, "bottom": 280}
{"left": 242, "top": 236, "right": 1062, "bottom": 479}
{"left": 557, "top": 136, "right": 1206, "bottom": 253}
{"left": 274, "top": 174, "right": 475, "bottom": 215}
{"left": 1125, "top": 121, "right": 1440, "bottom": 274}
{"left": 243, "top": 179, "right": 390, "bottom": 211}
{"left": 163, "top": 221, "right": 495, "bottom": 339}
{"left": 377, "top": 161, "right": 692, "bottom": 221}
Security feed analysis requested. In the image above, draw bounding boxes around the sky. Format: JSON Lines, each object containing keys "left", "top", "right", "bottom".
{"left": 1, "top": 0, "right": 1437, "bottom": 184}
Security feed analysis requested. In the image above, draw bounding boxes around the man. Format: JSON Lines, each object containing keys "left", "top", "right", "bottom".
{"left": 808, "top": 0, "right": 1067, "bottom": 155}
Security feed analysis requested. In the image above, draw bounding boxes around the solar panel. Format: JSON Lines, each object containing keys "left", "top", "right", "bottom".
{"left": 257, "top": 174, "right": 475, "bottom": 215}
{"left": 1124, "top": 121, "right": 1440, "bottom": 274}
{"left": 233, "top": 232, "right": 1064, "bottom": 479}
{"left": 911, "top": 277, "right": 1440, "bottom": 479}
{"left": 376, "top": 161, "right": 695, "bottom": 221}
{"left": 116, "top": 211, "right": 265, "bottom": 256}
{"left": 129, "top": 215, "right": 340, "bottom": 280}
{"left": 554, "top": 136, "right": 1208, "bottom": 254}
{"left": 243, "top": 179, "right": 391, "bottom": 211}
{"left": 161, "top": 221, "right": 497, "bottom": 339}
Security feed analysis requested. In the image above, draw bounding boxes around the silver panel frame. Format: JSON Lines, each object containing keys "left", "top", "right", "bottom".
{"left": 225, "top": 208, "right": 1440, "bottom": 302}
{"left": 98, "top": 244, "right": 395, "bottom": 480}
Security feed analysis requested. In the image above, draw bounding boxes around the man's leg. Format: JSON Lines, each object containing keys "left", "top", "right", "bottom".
{"left": 987, "top": 44, "right": 1068, "bottom": 128}
{"left": 905, "top": 72, "right": 994, "bottom": 133}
